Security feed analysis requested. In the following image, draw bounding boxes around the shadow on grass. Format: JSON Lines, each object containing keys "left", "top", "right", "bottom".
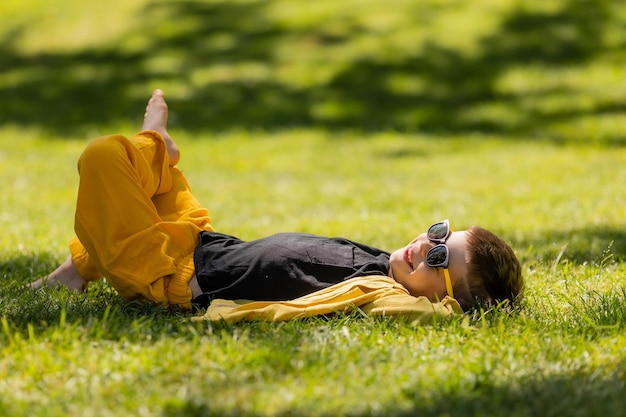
{"left": 0, "top": 253, "right": 190, "bottom": 329}
{"left": 511, "top": 225, "right": 626, "bottom": 264}
{"left": 396, "top": 367, "right": 626, "bottom": 417}
{"left": 1, "top": 0, "right": 624, "bottom": 143}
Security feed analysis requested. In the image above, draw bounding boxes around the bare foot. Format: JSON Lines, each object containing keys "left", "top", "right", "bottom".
{"left": 142, "top": 89, "right": 180, "bottom": 166}
{"left": 29, "top": 256, "right": 88, "bottom": 292}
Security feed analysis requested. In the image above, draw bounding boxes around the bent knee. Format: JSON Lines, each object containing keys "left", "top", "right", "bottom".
{"left": 78, "top": 135, "right": 133, "bottom": 167}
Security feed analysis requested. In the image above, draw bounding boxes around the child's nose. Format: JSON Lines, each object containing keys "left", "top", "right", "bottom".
{"left": 418, "top": 240, "right": 436, "bottom": 257}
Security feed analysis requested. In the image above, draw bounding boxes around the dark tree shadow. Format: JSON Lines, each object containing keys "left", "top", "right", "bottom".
{"left": 0, "top": 0, "right": 624, "bottom": 142}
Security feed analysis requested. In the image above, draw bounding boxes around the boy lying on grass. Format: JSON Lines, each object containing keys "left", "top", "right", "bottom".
{"left": 30, "top": 90, "right": 523, "bottom": 313}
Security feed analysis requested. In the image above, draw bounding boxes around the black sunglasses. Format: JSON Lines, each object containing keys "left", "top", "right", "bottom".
{"left": 425, "top": 220, "right": 454, "bottom": 298}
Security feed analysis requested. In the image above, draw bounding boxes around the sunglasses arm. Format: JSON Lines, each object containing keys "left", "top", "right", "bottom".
{"left": 443, "top": 268, "right": 454, "bottom": 299}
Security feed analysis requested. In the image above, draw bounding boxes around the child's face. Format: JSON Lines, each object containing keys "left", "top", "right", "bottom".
{"left": 388, "top": 229, "right": 469, "bottom": 301}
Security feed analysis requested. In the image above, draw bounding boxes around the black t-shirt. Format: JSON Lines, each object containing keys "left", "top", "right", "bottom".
{"left": 192, "top": 231, "right": 390, "bottom": 306}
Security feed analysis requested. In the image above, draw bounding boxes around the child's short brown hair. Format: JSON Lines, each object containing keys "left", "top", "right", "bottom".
{"left": 455, "top": 226, "right": 524, "bottom": 311}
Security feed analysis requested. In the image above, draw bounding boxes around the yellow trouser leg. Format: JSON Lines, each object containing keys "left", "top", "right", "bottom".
{"left": 69, "top": 131, "right": 213, "bottom": 307}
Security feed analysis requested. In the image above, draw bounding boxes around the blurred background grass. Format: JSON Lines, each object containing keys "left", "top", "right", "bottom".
{"left": 1, "top": 0, "right": 626, "bottom": 143}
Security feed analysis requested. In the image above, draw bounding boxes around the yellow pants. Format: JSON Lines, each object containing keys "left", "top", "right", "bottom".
{"left": 69, "top": 131, "right": 214, "bottom": 308}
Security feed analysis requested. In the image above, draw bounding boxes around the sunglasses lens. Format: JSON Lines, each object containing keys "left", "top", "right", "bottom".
{"left": 428, "top": 222, "right": 449, "bottom": 241}
{"left": 426, "top": 245, "right": 448, "bottom": 266}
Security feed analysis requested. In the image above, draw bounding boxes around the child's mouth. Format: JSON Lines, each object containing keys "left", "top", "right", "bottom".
{"left": 404, "top": 246, "right": 414, "bottom": 269}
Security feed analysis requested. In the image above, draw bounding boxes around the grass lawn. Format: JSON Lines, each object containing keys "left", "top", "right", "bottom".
{"left": 1, "top": 0, "right": 625, "bottom": 416}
